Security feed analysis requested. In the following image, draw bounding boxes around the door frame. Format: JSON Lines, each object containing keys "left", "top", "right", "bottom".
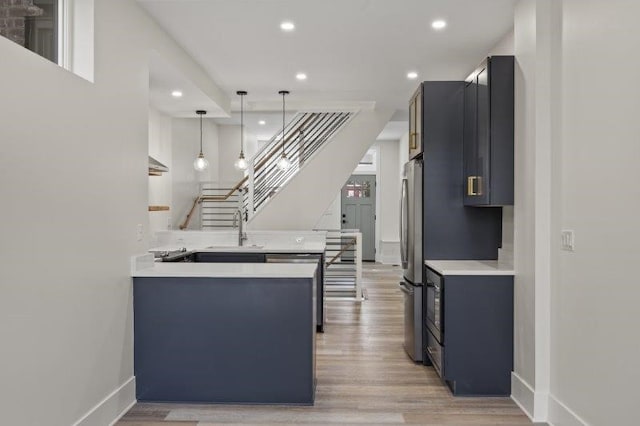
{"left": 341, "top": 166, "right": 380, "bottom": 262}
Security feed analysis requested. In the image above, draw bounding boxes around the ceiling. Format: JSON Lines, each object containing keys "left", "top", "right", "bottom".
{"left": 141, "top": 0, "right": 517, "bottom": 138}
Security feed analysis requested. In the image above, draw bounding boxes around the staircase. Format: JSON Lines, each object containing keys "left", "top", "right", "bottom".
{"left": 180, "top": 108, "right": 393, "bottom": 231}
{"left": 182, "top": 111, "right": 354, "bottom": 229}
{"left": 248, "top": 111, "right": 353, "bottom": 216}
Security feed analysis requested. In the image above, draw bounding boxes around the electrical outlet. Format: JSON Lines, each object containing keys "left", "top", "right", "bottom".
{"left": 136, "top": 224, "right": 144, "bottom": 242}
{"left": 561, "top": 230, "right": 574, "bottom": 251}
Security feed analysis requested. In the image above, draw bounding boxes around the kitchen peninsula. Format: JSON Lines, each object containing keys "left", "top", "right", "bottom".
{"left": 132, "top": 260, "right": 318, "bottom": 405}
{"left": 150, "top": 230, "right": 327, "bottom": 332}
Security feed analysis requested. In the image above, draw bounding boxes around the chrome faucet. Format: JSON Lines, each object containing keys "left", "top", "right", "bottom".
{"left": 233, "top": 208, "right": 248, "bottom": 246}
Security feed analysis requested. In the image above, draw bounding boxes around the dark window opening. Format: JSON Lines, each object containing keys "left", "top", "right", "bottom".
{"left": 0, "top": 0, "right": 59, "bottom": 64}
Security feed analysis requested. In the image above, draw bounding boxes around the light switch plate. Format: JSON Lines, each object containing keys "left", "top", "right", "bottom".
{"left": 136, "top": 224, "right": 144, "bottom": 242}
{"left": 561, "top": 230, "right": 574, "bottom": 251}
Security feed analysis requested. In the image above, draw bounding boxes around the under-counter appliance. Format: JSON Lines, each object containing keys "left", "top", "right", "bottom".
{"left": 424, "top": 268, "right": 443, "bottom": 375}
{"left": 399, "top": 159, "right": 423, "bottom": 361}
{"left": 149, "top": 248, "right": 194, "bottom": 262}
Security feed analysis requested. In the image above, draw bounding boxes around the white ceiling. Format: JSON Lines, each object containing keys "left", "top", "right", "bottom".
{"left": 141, "top": 0, "right": 517, "bottom": 137}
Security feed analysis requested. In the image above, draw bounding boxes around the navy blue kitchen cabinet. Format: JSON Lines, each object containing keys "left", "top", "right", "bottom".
{"left": 423, "top": 267, "right": 514, "bottom": 396}
{"left": 463, "top": 56, "right": 514, "bottom": 206}
{"left": 421, "top": 82, "right": 503, "bottom": 260}
{"left": 133, "top": 275, "right": 316, "bottom": 404}
{"left": 194, "top": 251, "right": 325, "bottom": 332}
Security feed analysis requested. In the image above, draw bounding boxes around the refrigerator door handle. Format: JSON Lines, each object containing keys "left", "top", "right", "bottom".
{"left": 400, "top": 178, "right": 409, "bottom": 268}
{"left": 398, "top": 281, "right": 414, "bottom": 295}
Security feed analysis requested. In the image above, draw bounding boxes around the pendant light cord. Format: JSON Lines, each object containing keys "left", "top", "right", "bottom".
{"left": 199, "top": 112, "right": 203, "bottom": 154}
{"left": 240, "top": 93, "right": 244, "bottom": 155}
{"left": 281, "top": 91, "right": 286, "bottom": 156}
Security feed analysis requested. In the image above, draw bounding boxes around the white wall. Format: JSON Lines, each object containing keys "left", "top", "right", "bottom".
{"left": 488, "top": 27, "right": 515, "bottom": 57}
{"left": 512, "top": 1, "right": 558, "bottom": 420}
{"left": 314, "top": 194, "right": 341, "bottom": 230}
{"left": 217, "top": 125, "right": 258, "bottom": 185}
{"left": 0, "top": 0, "right": 226, "bottom": 424}
{"left": 148, "top": 107, "right": 173, "bottom": 232}
{"left": 171, "top": 118, "right": 219, "bottom": 230}
{"left": 376, "top": 140, "right": 401, "bottom": 264}
{"left": 512, "top": 1, "right": 542, "bottom": 413}
{"left": 313, "top": 139, "right": 401, "bottom": 264}
{"left": 549, "top": 1, "right": 640, "bottom": 425}
{"left": 512, "top": 1, "right": 640, "bottom": 424}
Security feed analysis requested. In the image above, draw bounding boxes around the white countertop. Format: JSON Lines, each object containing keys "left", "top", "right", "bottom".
{"left": 149, "top": 243, "right": 326, "bottom": 254}
{"left": 160, "top": 244, "right": 326, "bottom": 254}
{"left": 425, "top": 260, "right": 514, "bottom": 276}
{"left": 150, "top": 230, "right": 327, "bottom": 254}
{"left": 133, "top": 262, "right": 318, "bottom": 278}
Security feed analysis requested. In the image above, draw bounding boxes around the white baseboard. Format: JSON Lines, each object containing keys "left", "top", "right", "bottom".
{"left": 511, "top": 372, "right": 536, "bottom": 420}
{"left": 377, "top": 240, "right": 400, "bottom": 265}
{"left": 548, "top": 393, "right": 588, "bottom": 426}
{"left": 511, "top": 372, "right": 548, "bottom": 422}
{"left": 72, "top": 376, "right": 136, "bottom": 426}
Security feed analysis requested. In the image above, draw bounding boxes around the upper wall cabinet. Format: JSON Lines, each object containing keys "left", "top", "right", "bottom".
{"left": 408, "top": 85, "right": 423, "bottom": 159}
{"left": 463, "top": 56, "right": 514, "bottom": 206}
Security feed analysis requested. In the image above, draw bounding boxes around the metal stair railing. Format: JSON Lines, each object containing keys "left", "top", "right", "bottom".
{"left": 249, "top": 112, "right": 353, "bottom": 214}
{"left": 179, "top": 111, "right": 354, "bottom": 230}
{"left": 199, "top": 182, "right": 244, "bottom": 229}
{"left": 317, "top": 229, "right": 363, "bottom": 301}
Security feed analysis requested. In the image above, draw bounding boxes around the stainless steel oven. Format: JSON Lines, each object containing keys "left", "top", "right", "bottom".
{"left": 425, "top": 268, "right": 443, "bottom": 343}
{"left": 424, "top": 268, "right": 444, "bottom": 376}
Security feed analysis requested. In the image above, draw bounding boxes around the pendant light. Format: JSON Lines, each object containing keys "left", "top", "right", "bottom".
{"left": 276, "top": 90, "right": 291, "bottom": 171}
{"left": 234, "top": 91, "right": 248, "bottom": 171}
{"left": 193, "top": 110, "right": 209, "bottom": 171}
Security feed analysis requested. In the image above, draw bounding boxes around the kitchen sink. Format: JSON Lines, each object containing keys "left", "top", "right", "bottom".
{"left": 205, "top": 245, "right": 264, "bottom": 250}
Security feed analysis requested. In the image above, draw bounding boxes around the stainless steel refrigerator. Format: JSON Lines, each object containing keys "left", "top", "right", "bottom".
{"left": 399, "top": 159, "right": 423, "bottom": 361}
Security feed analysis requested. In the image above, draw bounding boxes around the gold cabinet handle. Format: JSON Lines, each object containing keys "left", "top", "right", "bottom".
{"left": 467, "top": 176, "right": 477, "bottom": 196}
{"left": 467, "top": 176, "right": 483, "bottom": 196}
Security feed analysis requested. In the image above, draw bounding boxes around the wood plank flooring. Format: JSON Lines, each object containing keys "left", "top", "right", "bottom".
{"left": 118, "top": 264, "right": 538, "bottom": 425}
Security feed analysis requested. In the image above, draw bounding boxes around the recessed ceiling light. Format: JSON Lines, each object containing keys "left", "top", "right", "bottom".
{"left": 171, "top": 90, "right": 183, "bottom": 98}
{"left": 432, "top": 19, "right": 447, "bottom": 30}
{"left": 258, "top": 120, "right": 266, "bottom": 125}
{"left": 407, "top": 71, "right": 418, "bottom": 80}
{"left": 296, "top": 73, "right": 307, "bottom": 81}
{"left": 280, "top": 21, "right": 295, "bottom": 31}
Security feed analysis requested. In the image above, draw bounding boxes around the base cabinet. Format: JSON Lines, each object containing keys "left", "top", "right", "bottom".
{"left": 423, "top": 268, "right": 514, "bottom": 396}
{"left": 194, "top": 251, "right": 325, "bottom": 333}
{"left": 134, "top": 275, "right": 316, "bottom": 404}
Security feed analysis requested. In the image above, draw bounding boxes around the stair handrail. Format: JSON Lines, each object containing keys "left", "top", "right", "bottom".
{"left": 179, "top": 111, "right": 355, "bottom": 230}
{"left": 325, "top": 237, "right": 357, "bottom": 266}
{"left": 179, "top": 177, "right": 248, "bottom": 229}
{"left": 178, "top": 120, "right": 302, "bottom": 230}
{"left": 180, "top": 113, "right": 322, "bottom": 229}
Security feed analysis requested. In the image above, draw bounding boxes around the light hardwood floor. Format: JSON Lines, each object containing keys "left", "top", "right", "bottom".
{"left": 118, "top": 264, "right": 538, "bottom": 425}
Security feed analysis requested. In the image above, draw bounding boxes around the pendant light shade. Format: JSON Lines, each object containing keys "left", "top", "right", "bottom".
{"left": 193, "top": 110, "right": 209, "bottom": 171}
{"left": 235, "top": 90, "right": 248, "bottom": 171}
{"left": 276, "top": 90, "right": 291, "bottom": 172}
{"left": 234, "top": 155, "right": 248, "bottom": 171}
